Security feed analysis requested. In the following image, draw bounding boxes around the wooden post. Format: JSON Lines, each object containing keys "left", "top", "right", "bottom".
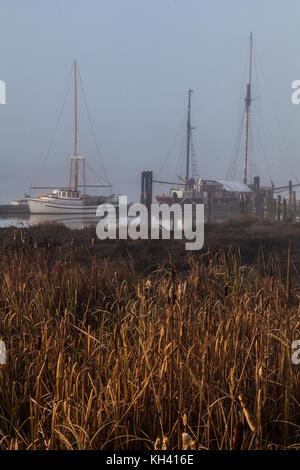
{"left": 206, "top": 192, "right": 211, "bottom": 223}
{"left": 267, "top": 191, "right": 273, "bottom": 219}
{"left": 261, "top": 196, "right": 265, "bottom": 219}
{"left": 273, "top": 198, "right": 276, "bottom": 221}
{"left": 288, "top": 180, "right": 293, "bottom": 211}
{"left": 293, "top": 191, "right": 296, "bottom": 221}
{"left": 140, "top": 170, "right": 153, "bottom": 230}
{"left": 276, "top": 195, "right": 281, "bottom": 221}
{"left": 254, "top": 176, "right": 260, "bottom": 217}
{"left": 282, "top": 198, "right": 287, "bottom": 222}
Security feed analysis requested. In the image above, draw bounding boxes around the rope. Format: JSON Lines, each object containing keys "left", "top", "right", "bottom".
{"left": 77, "top": 66, "right": 111, "bottom": 185}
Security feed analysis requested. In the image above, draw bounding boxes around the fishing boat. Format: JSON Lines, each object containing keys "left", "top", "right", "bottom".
{"left": 27, "top": 60, "right": 116, "bottom": 214}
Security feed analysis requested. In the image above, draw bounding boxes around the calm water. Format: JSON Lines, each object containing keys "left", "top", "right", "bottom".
{"left": 0, "top": 214, "right": 99, "bottom": 230}
{"left": 0, "top": 214, "right": 139, "bottom": 230}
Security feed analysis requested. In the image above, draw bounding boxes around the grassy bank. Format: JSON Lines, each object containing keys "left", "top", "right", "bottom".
{"left": 0, "top": 217, "right": 299, "bottom": 449}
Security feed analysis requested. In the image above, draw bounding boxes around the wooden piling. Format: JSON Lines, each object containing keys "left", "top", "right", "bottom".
{"left": 254, "top": 176, "right": 260, "bottom": 217}
{"left": 273, "top": 199, "right": 276, "bottom": 221}
{"left": 276, "top": 195, "right": 281, "bottom": 221}
{"left": 282, "top": 198, "right": 287, "bottom": 222}
{"left": 206, "top": 193, "right": 211, "bottom": 223}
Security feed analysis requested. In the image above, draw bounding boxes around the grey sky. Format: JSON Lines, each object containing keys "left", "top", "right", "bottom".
{"left": 1, "top": 0, "right": 300, "bottom": 203}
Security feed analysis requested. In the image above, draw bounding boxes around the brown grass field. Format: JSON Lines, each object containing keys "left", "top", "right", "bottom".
{"left": 0, "top": 216, "right": 299, "bottom": 450}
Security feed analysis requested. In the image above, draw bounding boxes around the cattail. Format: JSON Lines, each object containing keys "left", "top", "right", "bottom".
{"left": 154, "top": 437, "right": 161, "bottom": 450}
{"left": 177, "top": 283, "right": 183, "bottom": 299}
{"left": 232, "top": 422, "right": 243, "bottom": 450}
{"left": 182, "top": 432, "right": 192, "bottom": 450}
{"left": 190, "top": 440, "right": 198, "bottom": 450}
{"left": 182, "top": 413, "right": 188, "bottom": 430}
{"left": 238, "top": 395, "right": 256, "bottom": 432}
{"left": 162, "top": 436, "right": 168, "bottom": 450}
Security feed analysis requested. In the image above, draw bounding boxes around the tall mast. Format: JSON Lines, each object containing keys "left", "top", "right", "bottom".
{"left": 185, "top": 88, "right": 193, "bottom": 189}
{"left": 243, "top": 32, "right": 252, "bottom": 185}
{"left": 73, "top": 59, "right": 79, "bottom": 191}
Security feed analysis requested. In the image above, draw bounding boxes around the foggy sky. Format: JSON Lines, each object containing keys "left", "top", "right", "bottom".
{"left": 1, "top": 0, "right": 300, "bottom": 203}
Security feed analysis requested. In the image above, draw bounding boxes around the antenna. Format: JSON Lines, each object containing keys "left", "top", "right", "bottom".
{"left": 73, "top": 59, "right": 79, "bottom": 191}
{"left": 185, "top": 89, "right": 193, "bottom": 189}
{"left": 243, "top": 32, "right": 253, "bottom": 185}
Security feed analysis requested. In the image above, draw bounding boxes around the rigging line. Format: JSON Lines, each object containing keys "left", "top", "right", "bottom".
{"left": 36, "top": 64, "right": 73, "bottom": 178}
{"left": 77, "top": 66, "right": 111, "bottom": 185}
{"left": 157, "top": 112, "right": 186, "bottom": 176}
{"left": 176, "top": 132, "right": 187, "bottom": 183}
{"left": 258, "top": 108, "right": 297, "bottom": 182}
{"left": 252, "top": 51, "right": 274, "bottom": 183}
{"left": 84, "top": 160, "right": 112, "bottom": 186}
{"left": 248, "top": 109, "right": 254, "bottom": 182}
{"left": 252, "top": 111, "right": 274, "bottom": 184}
{"left": 226, "top": 111, "right": 245, "bottom": 181}
{"left": 254, "top": 45, "right": 299, "bottom": 184}
{"left": 226, "top": 60, "right": 248, "bottom": 181}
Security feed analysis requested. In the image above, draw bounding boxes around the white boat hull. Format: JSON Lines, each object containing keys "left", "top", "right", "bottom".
{"left": 27, "top": 197, "right": 113, "bottom": 214}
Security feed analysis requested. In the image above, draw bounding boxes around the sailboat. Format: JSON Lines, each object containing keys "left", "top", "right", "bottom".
{"left": 155, "top": 37, "right": 254, "bottom": 208}
{"left": 27, "top": 60, "right": 116, "bottom": 214}
{"left": 155, "top": 89, "right": 204, "bottom": 205}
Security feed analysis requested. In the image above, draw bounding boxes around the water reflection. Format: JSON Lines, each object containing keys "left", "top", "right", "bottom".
{"left": 0, "top": 214, "right": 138, "bottom": 230}
{"left": 29, "top": 214, "right": 99, "bottom": 230}
{"left": 0, "top": 214, "right": 99, "bottom": 230}
{"left": 0, "top": 216, "right": 30, "bottom": 228}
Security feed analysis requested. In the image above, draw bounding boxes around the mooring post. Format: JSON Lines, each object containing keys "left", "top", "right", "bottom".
{"left": 282, "top": 198, "right": 287, "bottom": 222}
{"left": 276, "top": 195, "right": 281, "bottom": 221}
{"left": 273, "top": 198, "right": 276, "bottom": 221}
{"left": 140, "top": 170, "right": 153, "bottom": 229}
{"left": 261, "top": 195, "right": 265, "bottom": 219}
{"left": 293, "top": 191, "right": 296, "bottom": 222}
{"left": 146, "top": 171, "right": 153, "bottom": 229}
{"left": 267, "top": 191, "right": 272, "bottom": 219}
{"left": 206, "top": 192, "right": 211, "bottom": 223}
{"left": 254, "top": 176, "right": 260, "bottom": 218}
{"left": 288, "top": 180, "right": 293, "bottom": 213}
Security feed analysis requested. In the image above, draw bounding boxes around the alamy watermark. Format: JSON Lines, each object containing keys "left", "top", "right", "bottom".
{"left": 292, "top": 340, "right": 300, "bottom": 365}
{"left": 0, "top": 340, "right": 6, "bottom": 365}
{"left": 291, "top": 80, "right": 300, "bottom": 104}
{"left": 0, "top": 80, "right": 6, "bottom": 104}
{"left": 96, "top": 196, "right": 204, "bottom": 251}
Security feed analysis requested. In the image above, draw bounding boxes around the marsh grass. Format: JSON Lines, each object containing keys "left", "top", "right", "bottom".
{"left": 0, "top": 226, "right": 299, "bottom": 449}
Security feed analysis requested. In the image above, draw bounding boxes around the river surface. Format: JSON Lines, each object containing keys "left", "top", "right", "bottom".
{"left": 0, "top": 214, "right": 100, "bottom": 230}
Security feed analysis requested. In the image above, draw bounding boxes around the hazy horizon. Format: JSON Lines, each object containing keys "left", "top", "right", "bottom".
{"left": 1, "top": 0, "right": 300, "bottom": 203}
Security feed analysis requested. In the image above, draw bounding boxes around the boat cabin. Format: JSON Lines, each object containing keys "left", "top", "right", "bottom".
{"left": 54, "top": 189, "right": 80, "bottom": 199}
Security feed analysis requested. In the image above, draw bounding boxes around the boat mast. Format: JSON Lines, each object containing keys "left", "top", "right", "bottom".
{"left": 243, "top": 32, "right": 252, "bottom": 185}
{"left": 73, "top": 59, "right": 79, "bottom": 192}
{"left": 185, "top": 88, "right": 193, "bottom": 189}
